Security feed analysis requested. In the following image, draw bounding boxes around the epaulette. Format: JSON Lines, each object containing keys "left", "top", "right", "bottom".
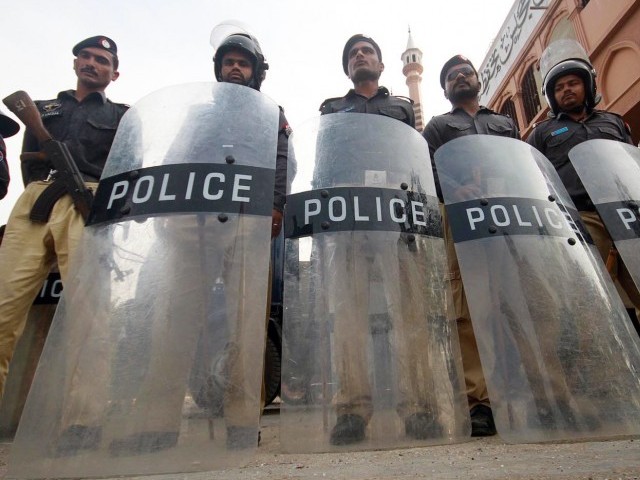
{"left": 530, "top": 116, "right": 553, "bottom": 130}
{"left": 394, "top": 95, "right": 414, "bottom": 105}
{"left": 109, "top": 100, "right": 130, "bottom": 109}
{"left": 319, "top": 97, "right": 343, "bottom": 113}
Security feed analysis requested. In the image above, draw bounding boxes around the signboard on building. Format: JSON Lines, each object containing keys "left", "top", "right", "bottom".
{"left": 479, "top": 0, "right": 550, "bottom": 105}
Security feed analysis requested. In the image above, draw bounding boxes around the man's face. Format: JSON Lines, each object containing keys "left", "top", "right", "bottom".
{"left": 73, "top": 47, "right": 119, "bottom": 90}
{"left": 220, "top": 50, "right": 253, "bottom": 86}
{"left": 553, "top": 74, "right": 586, "bottom": 113}
{"left": 347, "top": 41, "right": 384, "bottom": 83}
{"left": 444, "top": 64, "right": 480, "bottom": 103}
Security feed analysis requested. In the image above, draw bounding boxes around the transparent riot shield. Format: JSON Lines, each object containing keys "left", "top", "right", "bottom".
{"left": 9, "top": 82, "right": 279, "bottom": 478}
{"left": 436, "top": 135, "right": 640, "bottom": 444}
{"left": 0, "top": 270, "right": 60, "bottom": 438}
{"left": 569, "top": 139, "right": 640, "bottom": 293}
{"left": 281, "top": 113, "right": 470, "bottom": 453}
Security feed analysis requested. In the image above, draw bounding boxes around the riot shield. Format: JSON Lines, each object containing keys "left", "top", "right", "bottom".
{"left": 0, "top": 269, "right": 60, "bottom": 438}
{"left": 436, "top": 135, "right": 640, "bottom": 443}
{"left": 9, "top": 82, "right": 279, "bottom": 478}
{"left": 281, "top": 113, "right": 470, "bottom": 453}
{"left": 569, "top": 139, "right": 640, "bottom": 294}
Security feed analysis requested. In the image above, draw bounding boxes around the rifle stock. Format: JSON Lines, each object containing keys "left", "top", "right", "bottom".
{"left": 3, "top": 91, "right": 51, "bottom": 145}
{"left": 2, "top": 90, "right": 94, "bottom": 222}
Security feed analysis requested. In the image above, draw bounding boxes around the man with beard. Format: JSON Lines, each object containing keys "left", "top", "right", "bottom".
{"left": 527, "top": 43, "right": 640, "bottom": 320}
{"left": 317, "top": 35, "right": 436, "bottom": 447}
{"left": 0, "top": 36, "right": 127, "bottom": 405}
{"left": 320, "top": 34, "right": 415, "bottom": 126}
{"left": 423, "top": 55, "right": 519, "bottom": 437}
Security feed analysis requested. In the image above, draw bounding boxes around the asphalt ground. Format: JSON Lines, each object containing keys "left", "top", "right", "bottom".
{"left": 1, "top": 406, "right": 638, "bottom": 480}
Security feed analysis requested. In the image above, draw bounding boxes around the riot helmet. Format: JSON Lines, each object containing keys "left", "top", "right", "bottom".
{"left": 540, "top": 39, "right": 600, "bottom": 115}
{"left": 211, "top": 21, "right": 268, "bottom": 91}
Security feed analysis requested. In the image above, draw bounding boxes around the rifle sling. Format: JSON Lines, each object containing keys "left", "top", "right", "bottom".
{"left": 29, "top": 180, "right": 69, "bottom": 223}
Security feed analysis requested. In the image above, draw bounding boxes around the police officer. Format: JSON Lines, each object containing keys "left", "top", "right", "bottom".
{"left": 527, "top": 42, "right": 640, "bottom": 315}
{"left": 0, "top": 107, "right": 19, "bottom": 200}
{"left": 319, "top": 35, "right": 439, "bottom": 446}
{"left": 0, "top": 36, "right": 127, "bottom": 402}
{"left": 320, "top": 34, "right": 415, "bottom": 126}
{"left": 106, "top": 29, "right": 295, "bottom": 456}
{"left": 213, "top": 33, "right": 294, "bottom": 236}
{"left": 423, "top": 55, "right": 520, "bottom": 437}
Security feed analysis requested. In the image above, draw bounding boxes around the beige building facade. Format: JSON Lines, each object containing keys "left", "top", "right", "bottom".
{"left": 479, "top": 0, "right": 640, "bottom": 143}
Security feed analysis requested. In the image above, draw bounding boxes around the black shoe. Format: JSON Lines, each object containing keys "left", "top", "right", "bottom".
{"left": 470, "top": 404, "right": 496, "bottom": 437}
{"left": 109, "top": 431, "right": 179, "bottom": 456}
{"left": 405, "top": 412, "right": 443, "bottom": 439}
{"left": 55, "top": 425, "right": 102, "bottom": 457}
{"left": 226, "top": 426, "right": 258, "bottom": 450}
{"left": 330, "top": 414, "right": 366, "bottom": 446}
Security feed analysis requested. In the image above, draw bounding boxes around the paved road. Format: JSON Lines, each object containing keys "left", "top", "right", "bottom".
{"left": 1, "top": 408, "right": 639, "bottom": 480}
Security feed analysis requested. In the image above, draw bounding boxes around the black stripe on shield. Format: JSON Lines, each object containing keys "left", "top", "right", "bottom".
{"left": 285, "top": 187, "right": 442, "bottom": 239}
{"left": 595, "top": 200, "right": 640, "bottom": 242}
{"left": 446, "top": 197, "right": 593, "bottom": 244}
{"left": 87, "top": 163, "right": 275, "bottom": 226}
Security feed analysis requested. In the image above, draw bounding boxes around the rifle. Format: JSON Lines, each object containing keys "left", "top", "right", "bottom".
{"left": 2, "top": 90, "right": 93, "bottom": 221}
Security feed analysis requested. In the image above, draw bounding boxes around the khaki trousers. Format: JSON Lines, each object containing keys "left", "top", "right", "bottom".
{"left": 581, "top": 211, "right": 640, "bottom": 311}
{"left": 325, "top": 233, "right": 441, "bottom": 422}
{"left": 441, "top": 205, "right": 490, "bottom": 410}
{"left": 121, "top": 215, "right": 269, "bottom": 434}
{"left": 0, "top": 182, "right": 93, "bottom": 398}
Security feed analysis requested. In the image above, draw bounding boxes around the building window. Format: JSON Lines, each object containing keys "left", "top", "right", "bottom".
{"left": 500, "top": 98, "right": 519, "bottom": 127}
{"left": 412, "top": 54, "right": 416, "bottom": 62}
{"left": 522, "top": 65, "right": 542, "bottom": 124}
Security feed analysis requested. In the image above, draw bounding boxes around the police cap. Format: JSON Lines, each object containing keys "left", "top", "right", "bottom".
{"left": 440, "top": 54, "right": 477, "bottom": 89}
{"left": 72, "top": 36, "right": 118, "bottom": 59}
{"left": 0, "top": 108, "right": 19, "bottom": 138}
{"left": 342, "top": 34, "right": 382, "bottom": 75}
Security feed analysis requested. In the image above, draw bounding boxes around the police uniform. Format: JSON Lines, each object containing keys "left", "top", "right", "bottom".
{"left": 318, "top": 90, "right": 447, "bottom": 442}
{"left": 423, "top": 106, "right": 519, "bottom": 199}
{"left": 527, "top": 110, "right": 640, "bottom": 310}
{"left": 0, "top": 87, "right": 127, "bottom": 398}
{"left": 423, "top": 107, "right": 519, "bottom": 415}
{"left": 274, "top": 108, "right": 293, "bottom": 212}
{"left": 320, "top": 87, "right": 415, "bottom": 127}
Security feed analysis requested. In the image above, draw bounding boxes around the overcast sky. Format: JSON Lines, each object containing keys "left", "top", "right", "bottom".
{"left": 1, "top": 0, "right": 516, "bottom": 223}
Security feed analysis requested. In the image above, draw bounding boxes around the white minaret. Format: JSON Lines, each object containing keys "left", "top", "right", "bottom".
{"left": 401, "top": 27, "right": 425, "bottom": 132}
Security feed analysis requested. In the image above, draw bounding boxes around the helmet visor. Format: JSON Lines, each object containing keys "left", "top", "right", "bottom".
{"left": 540, "top": 39, "right": 591, "bottom": 84}
{"left": 210, "top": 20, "right": 255, "bottom": 54}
